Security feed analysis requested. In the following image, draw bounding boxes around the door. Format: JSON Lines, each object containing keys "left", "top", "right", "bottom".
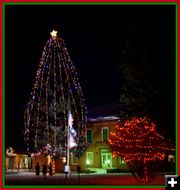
{"left": 101, "top": 150, "right": 112, "bottom": 168}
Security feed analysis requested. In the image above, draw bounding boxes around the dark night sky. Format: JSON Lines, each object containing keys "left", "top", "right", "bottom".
{"left": 5, "top": 5, "right": 175, "bottom": 152}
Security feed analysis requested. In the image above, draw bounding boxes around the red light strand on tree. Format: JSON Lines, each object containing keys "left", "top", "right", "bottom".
{"left": 108, "top": 117, "right": 173, "bottom": 162}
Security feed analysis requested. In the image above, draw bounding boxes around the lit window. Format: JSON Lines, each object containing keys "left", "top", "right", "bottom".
{"left": 86, "top": 129, "right": 92, "bottom": 143}
{"left": 120, "top": 157, "right": 125, "bottom": 164}
{"left": 86, "top": 152, "right": 93, "bottom": 164}
{"left": 71, "top": 155, "right": 78, "bottom": 165}
{"left": 102, "top": 128, "right": 108, "bottom": 142}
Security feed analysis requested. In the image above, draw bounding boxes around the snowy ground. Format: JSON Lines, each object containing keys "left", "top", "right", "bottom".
{"left": 4, "top": 170, "right": 167, "bottom": 186}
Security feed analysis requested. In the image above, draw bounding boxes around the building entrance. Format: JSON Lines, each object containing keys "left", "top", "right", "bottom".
{"left": 101, "top": 149, "right": 112, "bottom": 168}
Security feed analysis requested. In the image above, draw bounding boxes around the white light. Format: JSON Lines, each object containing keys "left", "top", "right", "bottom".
{"left": 62, "top": 157, "right": 66, "bottom": 163}
{"left": 86, "top": 160, "right": 90, "bottom": 165}
{"left": 50, "top": 30, "right": 57, "bottom": 37}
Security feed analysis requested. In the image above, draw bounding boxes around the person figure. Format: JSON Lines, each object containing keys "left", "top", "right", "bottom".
{"left": 42, "top": 163, "right": 47, "bottom": 180}
{"left": 49, "top": 163, "right": 53, "bottom": 176}
{"left": 35, "top": 162, "right": 40, "bottom": 176}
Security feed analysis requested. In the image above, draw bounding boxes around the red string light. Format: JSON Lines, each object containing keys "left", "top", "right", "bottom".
{"left": 108, "top": 116, "right": 173, "bottom": 162}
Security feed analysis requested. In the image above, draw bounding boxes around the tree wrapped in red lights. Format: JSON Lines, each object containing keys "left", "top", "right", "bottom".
{"left": 24, "top": 30, "right": 87, "bottom": 159}
{"left": 108, "top": 116, "right": 173, "bottom": 183}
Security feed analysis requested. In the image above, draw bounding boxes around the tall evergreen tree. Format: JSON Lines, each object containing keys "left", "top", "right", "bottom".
{"left": 24, "top": 30, "right": 87, "bottom": 158}
{"left": 119, "top": 25, "right": 169, "bottom": 123}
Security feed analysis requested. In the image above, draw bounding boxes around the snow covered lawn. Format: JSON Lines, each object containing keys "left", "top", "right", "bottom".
{"left": 5, "top": 171, "right": 166, "bottom": 186}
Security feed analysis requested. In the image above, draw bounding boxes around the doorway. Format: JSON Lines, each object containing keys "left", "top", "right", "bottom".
{"left": 101, "top": 149, "right": 112, "bottom": 168}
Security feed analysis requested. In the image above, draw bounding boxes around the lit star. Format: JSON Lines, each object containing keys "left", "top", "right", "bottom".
{"left": 50, "top": 30, "right": 57, "bottom": 37}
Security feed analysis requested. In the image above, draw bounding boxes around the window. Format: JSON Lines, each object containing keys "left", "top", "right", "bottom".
{"left": 102, "top": 127, "right": 108, "bottom": 142}
{"left": 71, "top": 155, "right": 78, "bottom": 165}
{"left": 86, "top": 129, "right": 92, "bottom": 143}
{"left": 119, "top": 157, "right": 125, "bottom": 164}
{"left": 86, "top": 152, "right": 93, "bottom": 165}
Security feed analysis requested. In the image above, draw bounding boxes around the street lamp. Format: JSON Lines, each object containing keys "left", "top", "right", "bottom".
{"left": 86, "top": 160, "right": 90, "bottom": 165}
{"left": 62, "top": 157, "right": 66, "bottom": 163}
{"left": 86, "top": 160, "right": 90, "bottom": 173}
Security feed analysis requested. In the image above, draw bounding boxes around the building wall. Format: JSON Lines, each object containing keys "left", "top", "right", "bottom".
{"left": 32, "top": 154, "right": 48, "bottom": 170}
{"left": 31, "top": 119, "right": 129, "bottom": 173}
{"left": 5, "top": 154, "right": 30, "bottom": 170}
{"left": 83, "top": 119, "right": 129, "bottom": 172}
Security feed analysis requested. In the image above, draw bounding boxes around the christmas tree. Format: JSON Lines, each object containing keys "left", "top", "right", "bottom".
{"left": 24, "top": 30, "right": 87, "bottom": 159}
{"left": 108, "top": 116, "right": 174, "bottom": 183}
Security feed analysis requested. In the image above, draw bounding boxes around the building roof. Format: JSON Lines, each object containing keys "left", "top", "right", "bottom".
{"left": 87, "top": 104, "right": 126, "bottom": 122}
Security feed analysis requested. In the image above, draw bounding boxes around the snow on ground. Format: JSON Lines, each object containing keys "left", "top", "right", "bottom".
{"left": 5, "top": 171, "right": 166, "bottom": 186}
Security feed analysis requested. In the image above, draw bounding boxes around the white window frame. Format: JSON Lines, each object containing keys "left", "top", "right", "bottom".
{"left": 86, "top": 128, "right": 93, "bottom": 143}
{"left": 71, "top": 155, "right": 78, "bottom": 165}
{"left": 86, "top": 152, "right": 93, "bottom": 165}
{"left": 102, "top": 127, "right": 109, "bottom": 142}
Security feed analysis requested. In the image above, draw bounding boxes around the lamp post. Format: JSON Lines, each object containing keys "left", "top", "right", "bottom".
{"left": 86, "top": 160, "right": 90, "bottom": 173}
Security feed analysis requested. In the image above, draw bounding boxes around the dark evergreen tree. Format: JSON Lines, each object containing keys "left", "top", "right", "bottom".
{"left": 119, "top": 25, "right": 171, "bottom": 126}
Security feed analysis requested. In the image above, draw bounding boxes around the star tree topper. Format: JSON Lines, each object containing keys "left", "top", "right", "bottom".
{"left": 50, "top": 30, "right": 57, "bottom": 38}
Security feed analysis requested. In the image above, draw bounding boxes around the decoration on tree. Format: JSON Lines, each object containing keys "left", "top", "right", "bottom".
{"left": 50, "top": 30, "right": 57, "bottom": 37}
{"left": 108, "top": 116, "right": 175, "bottom": 183}
{"left": 24, "top": 30, "right": 87, "bottom": 159}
